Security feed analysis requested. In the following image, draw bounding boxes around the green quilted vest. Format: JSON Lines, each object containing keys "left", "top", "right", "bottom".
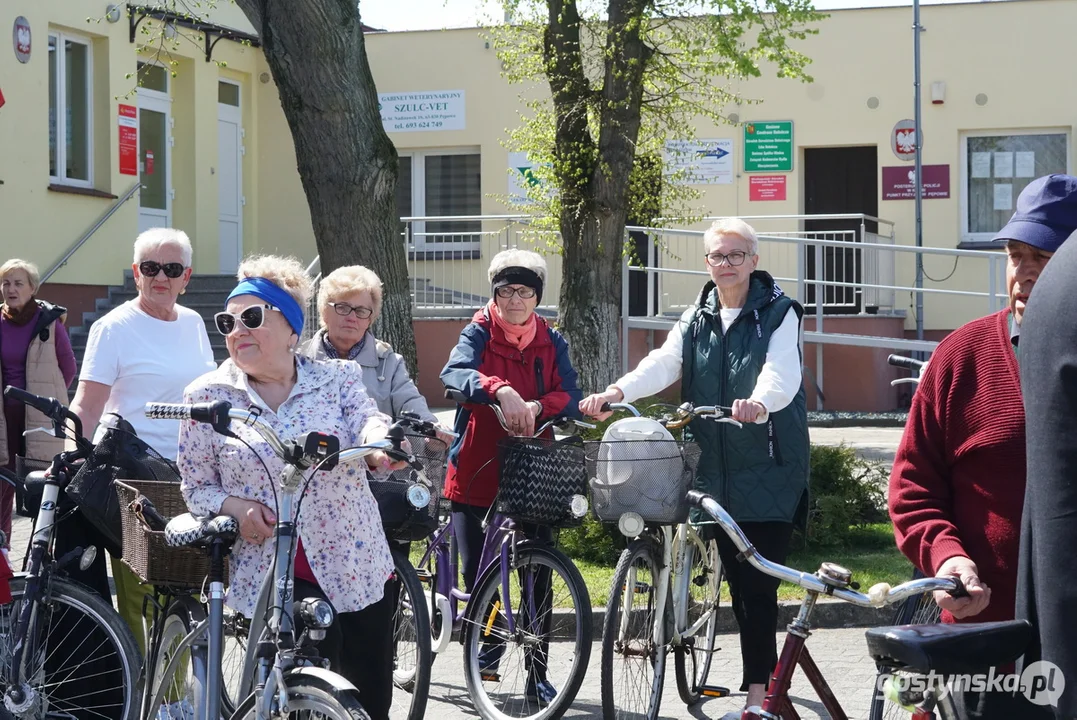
{"left": 680, "top": 271, "right": 810, "bottom": 526}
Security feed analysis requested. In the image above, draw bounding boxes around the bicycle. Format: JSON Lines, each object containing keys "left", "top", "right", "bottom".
{"left": 870, "top": 353, "right": 941, "bottom": 720}
{"left": 586, "top": 400, "right": 743, "bottom": 720}
{"left": 1, "top": 385, "right": 142, "bottom": 720}
{"left": 684, "top": 489, "right": 1037, "bottom": 720}
{"left": 418, "top": 389, "right": 594, "bottom": 720}
{"left": 138, "top": 399, "right": 434, "bottom": 720}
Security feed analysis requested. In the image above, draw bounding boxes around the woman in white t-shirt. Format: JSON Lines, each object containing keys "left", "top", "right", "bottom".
{"left": 69, "top": 227, "right": 216, "bottom": 641}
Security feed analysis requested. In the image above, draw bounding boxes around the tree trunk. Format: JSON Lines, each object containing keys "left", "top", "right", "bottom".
{"left": 234, "top": 0, "right": 417, "bottom": 375}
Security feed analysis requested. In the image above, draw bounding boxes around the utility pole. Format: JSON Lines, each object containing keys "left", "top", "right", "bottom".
{"left": 913, "top": 0, "right": 925, "bottom": 342}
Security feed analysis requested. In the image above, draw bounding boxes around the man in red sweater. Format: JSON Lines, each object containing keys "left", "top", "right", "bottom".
{"left": 890, "top": 175, "right": 1077, "bottom": 629}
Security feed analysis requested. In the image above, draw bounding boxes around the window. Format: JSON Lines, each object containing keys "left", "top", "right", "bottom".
{"left": 49, "top": 32, "right": 93, "bottom": 186}
{"left": 962, "top": 131, "right": 1068, "bottom": 243}
{"left": 397, "top": 150, "right": 481, "bottom": 251}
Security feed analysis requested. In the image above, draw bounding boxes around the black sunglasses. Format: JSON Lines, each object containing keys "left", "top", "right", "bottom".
{"left": 139, "top": 261, "right": 186, "bottom": 279}
{"left": 214, "top": 304, "right": 281, "bottom": 336}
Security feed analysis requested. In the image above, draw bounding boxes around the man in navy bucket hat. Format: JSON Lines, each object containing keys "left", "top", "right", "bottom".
{"left": 1015, "top": 175, "right": 1077, "bottom": 719}
{"left": 889, "top": 175, "right": 1077, "bottom": 719}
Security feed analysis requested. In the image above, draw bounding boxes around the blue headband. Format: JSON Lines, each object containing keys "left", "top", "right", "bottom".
{"left": 226, "top": 277, "right": 304, "bottom": 336}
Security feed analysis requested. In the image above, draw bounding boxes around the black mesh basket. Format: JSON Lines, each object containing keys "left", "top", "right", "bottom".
{"left": 585, "top": 440, "right": 702, "bottom": 525}
{"left": 369, "top": 432, "right": 448, "bottom": 542}
{"left": 496, "top": 435, "right": 587, "bottom": 528}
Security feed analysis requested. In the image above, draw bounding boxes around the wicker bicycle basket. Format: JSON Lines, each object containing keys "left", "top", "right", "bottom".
{"left": 115, "top": 479, "right": 225, "bottom": 589}
{"left": 586, "top": 440, "right": 702, "bottom": 525}
{"left": 496, "top": 435, "right": 587, "bottom": 528}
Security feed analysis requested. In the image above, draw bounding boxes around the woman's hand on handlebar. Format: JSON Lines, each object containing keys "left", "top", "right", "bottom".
{"left": 731, "top": 399, "right": 766, "bottom": 424}
{"left": 934, "top": 555, "right": 991, "bottom": 619}
{"left": 495, "top": 385, "right": 536, "bottom": 436}
{"left": 222, "top": 496, "right": 276, "bottom": 545}
{"left": 580, "top": 387, "right": 623, "bottom": 421}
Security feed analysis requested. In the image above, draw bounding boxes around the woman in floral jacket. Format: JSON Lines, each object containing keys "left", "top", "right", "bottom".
{"left": 176, "top": 255, "right": 400, "bottom": 720}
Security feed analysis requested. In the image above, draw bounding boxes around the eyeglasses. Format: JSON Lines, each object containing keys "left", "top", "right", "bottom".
{"left": 214, "top": 304, "right": 281, "bottom": 336}
{"left": 329, "top": 302, "right": 374, "bottom": 319}
{"left": 138, "top": 261, "right": 186, "bottom": 279}
{"left": 495, "top": 286, "right": 537, "bottom": 299}
{"left": 704, "top": 251, "right": 749, "bottom": 267}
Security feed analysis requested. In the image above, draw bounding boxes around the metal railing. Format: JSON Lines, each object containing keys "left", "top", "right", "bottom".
{"left": 40, "top": 181, "right": 142, "bottom": 285}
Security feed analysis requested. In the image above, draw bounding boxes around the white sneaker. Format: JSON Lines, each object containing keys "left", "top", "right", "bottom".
{"left": 157, "top": 699, "right": 196, "bottom": 720}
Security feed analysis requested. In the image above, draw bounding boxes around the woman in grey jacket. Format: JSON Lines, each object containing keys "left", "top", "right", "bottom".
{"left": 301, "top": 265, "right": 440, "bottom": 426}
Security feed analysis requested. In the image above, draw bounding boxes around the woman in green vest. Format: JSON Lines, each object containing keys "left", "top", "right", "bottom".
{"left": 581, "top": 217, "right": 809, "bottom": 719}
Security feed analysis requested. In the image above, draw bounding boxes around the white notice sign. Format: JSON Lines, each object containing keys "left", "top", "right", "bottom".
{"left": 994, "top": 183, "right": 1013, "bottom": 211}
{"left": 380, "top": 90, "right": 465, "bottom": 133}
{"left": 664, "top": 139, "right": 734, "bottom": 185}
{"left": 1015, "top": 151, "right": 1036, "bottom": 178}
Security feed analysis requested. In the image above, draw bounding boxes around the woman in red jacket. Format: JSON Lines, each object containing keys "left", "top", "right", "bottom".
{"left": 440, "top": 248, "right": 581, "bottom": 700}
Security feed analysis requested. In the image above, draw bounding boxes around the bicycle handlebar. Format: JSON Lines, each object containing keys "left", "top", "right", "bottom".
{"left": 599, "top": 400, "right": 744, "bottom": 430}
{"left": 888, "top": 354, "right": 925, "bottom": 371}
{"left": 145, "top": 400, "right": 410, "bottom": 469}
{"left": 443, "top": 388, "right": 595, "bottom": 436}
{"left": 3, "top": 385, "right": 87, "bottom": 449}
{"left": 686, "top": 490, "right": 966, "bottom": 607}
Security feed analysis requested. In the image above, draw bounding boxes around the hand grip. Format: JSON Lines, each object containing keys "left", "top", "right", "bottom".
{"left": 145, "top": 400, "right": 232, "bottom": 429}
{"left": 145, "top": 403, "right": 193, "bottom": 421}
{"left": 3, "top": 386, "right": 56, "bottom": 416}
{"left": 444, "top": 388, "right": 468, "bottom": 404}
{"left": 887, "top": 354, "right": 923, "bottom": 370}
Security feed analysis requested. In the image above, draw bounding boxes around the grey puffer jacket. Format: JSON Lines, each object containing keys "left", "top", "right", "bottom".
{"left": 300, "top": 329, "right": 437, "bottom": 423}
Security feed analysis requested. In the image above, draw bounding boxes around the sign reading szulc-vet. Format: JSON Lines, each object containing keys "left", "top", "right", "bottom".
{"left": 379, "top": 90, "right": 465, "bottom": 133}
{"left": 744, "top": 121, "right": 793, "bottom": 172}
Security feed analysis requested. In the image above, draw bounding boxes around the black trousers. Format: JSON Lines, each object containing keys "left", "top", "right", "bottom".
{"left": 293, "top": 578, "right": 394, "bottom": 720}
{"left": 712, "top": 520, "right": 795, "bottom": 691}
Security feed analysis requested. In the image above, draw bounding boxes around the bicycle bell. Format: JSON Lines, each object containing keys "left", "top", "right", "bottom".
{"left": 817, "top": 562, "right": 853, "bottom": 588}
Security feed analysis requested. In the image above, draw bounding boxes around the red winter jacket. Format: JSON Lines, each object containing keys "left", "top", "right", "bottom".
{"left": 440, "top": 307, "right": 581, "bottom": 508}
{"left": 889, "top": 309, "right": 1025, "bottom": 624}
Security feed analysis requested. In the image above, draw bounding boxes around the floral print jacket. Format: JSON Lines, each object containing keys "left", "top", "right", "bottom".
{"left": 177, "top": 355, "right": 394, "bottom": 617}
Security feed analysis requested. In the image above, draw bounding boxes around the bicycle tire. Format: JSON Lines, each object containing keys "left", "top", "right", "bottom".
{"left": 390, "top": 548, "right": 432, "bottom": 720}
{"left": 145, "top": 595, "right": 207, "bottom": 720}
{"left": 0, "top": 574, "right": 141, "bottom": 720}
{"left": 462, "top": 544, "right": 592, "bottom": 720}
{"left": 230, "top": 666, "right": 370, "bottom": 719}
{"left": 868, "top": 569, "right": 942, "bottom": 720}
{"left": 601, "top": 537, "right": 666, "bottom": 720}
{"left": 674, "top": 533, "right": 723, "bottom": 706}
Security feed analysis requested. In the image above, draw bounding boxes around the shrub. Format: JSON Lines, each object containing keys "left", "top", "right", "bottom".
{"left": 800, "top": 444, "right": 888, "bottom": 548}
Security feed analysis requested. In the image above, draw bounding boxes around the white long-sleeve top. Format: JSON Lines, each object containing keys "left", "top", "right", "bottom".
{"left": 615, "top": 306, "right": 803, "bottom": 424}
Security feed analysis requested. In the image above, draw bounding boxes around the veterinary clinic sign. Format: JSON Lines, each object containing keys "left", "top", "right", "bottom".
{"left": 379, "top": 90, "right": 465, "bottom": 133}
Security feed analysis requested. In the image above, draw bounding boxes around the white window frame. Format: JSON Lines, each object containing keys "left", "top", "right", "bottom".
{"left": 960, "top": 128, "right": 1070, "bottom": 244}
{"left": 49, "top": 31, "right": 94, "bottom": 189}
{"left": 399, "top": 147, "right": 482, "bottom": 251}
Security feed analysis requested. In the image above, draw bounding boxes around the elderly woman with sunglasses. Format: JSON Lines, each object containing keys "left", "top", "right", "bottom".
{"left": 179, "top": 255, "right": 402, "bottom": 720}
{"left": 581, "top": 217, "right": 810, "bottom": 720}
{"left": 300, "top": 265, "right": 442, "bottom": 430}
{"left": 70, "top": 227, "right": 215, "bottom": 626}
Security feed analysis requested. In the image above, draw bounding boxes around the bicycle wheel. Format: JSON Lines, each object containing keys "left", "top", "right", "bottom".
{"left": 462, "top": 544, "right": 592, "bottom": 720}
{"left": 601, "top": 537, "right": 666, "bottom": 720}
{"left": 145, "top": 595, "right": 206, "bottom": 720}
{"left": 390, "top": 549, "right": 432, "bottom": 720}
{"left": 674, "top": 533, "right": 723, "bottom": 706}
{"left": 0, "top": 575, "right": 141, "bottom": 720}
{"left": 868, "top": 569, "right": 942, "bottom": 720}
{"left": 231, "top": 667, "right": 370, "bottom": 719}
{"left": 219, "top": 607, "right": 250, "bottom": 716}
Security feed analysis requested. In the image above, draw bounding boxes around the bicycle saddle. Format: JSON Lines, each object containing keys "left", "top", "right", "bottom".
{"left": 865, "top": 620, "right": 1032, "bottom": 675}
{"left": 165, "top": 512, "right": 239, "bottom": 549}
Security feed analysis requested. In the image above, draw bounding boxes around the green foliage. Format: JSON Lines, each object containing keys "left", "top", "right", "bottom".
{"left": 799, "top": 443, "right": 888, "bottom": 548}
{"left": 558, "top": 515, "right": 626, "bottom": 565}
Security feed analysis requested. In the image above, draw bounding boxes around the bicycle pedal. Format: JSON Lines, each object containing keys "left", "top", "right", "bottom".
{"left": 416, "top": 568, "right": 433, "bottom": 584}
{"left": 481, "top": 672, "right": 501, "bottom": 683}
{"left": 633, "top": 581, "right": 652, "bottom": 594}
{"left": 699, "top": 685, "right": 731, "bottom": 698}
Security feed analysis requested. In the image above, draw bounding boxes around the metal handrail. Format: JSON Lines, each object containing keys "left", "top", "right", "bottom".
{"left": 654, "top": 212, "right": 897, "bottom": 229}
{"left": 41, "top": 181, "right": 142, "bottom": 285}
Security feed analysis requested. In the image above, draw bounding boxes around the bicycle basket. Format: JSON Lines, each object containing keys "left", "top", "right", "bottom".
{"left": 496, "top": 435, "right": 587, "bottom": 528}
{"left": 116, "top": 479, "right": 225, "bottom": 588}
{"left": 13, "top": 456, "right": 51, "bottom": 518}
{"left": 586, "top": 417, "right": 702, "bottom": 525}
{"left": 370, "top": 432, "right": 447, "bottom": 541}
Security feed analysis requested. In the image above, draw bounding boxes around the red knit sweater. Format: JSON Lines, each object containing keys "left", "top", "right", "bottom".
{"left": 889, "top": 309, "right": 1025, "bottom": 624}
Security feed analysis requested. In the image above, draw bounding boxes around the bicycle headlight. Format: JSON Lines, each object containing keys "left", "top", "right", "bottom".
{"left": 297, "top": 598, "right": 335, "bottom": 629}
{"left": 407, "top": 484, "right": 431, "bottom": 510}
{"left": 569, "top": 494, "right": 588, "bottom": 518}
{"left": 617, "top": 512, "right": 645, "bottom": 538}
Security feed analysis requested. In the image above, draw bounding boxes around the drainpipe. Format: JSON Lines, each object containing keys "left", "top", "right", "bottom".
{"left": 913, "top": 0, "right": 926, "bottom": 346}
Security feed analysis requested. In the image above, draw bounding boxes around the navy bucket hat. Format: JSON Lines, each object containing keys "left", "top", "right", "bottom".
{"left": 994, "top": 174, "right": 1077, "bottom": 252}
